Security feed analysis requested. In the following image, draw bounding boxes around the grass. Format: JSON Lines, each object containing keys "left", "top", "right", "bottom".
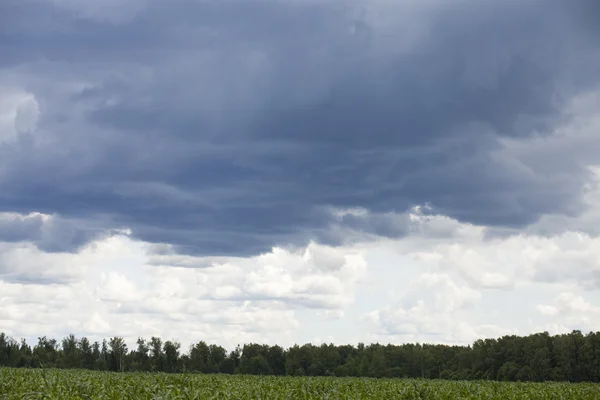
{"left": 2, "top": 368, "right": 600, "bottom": 399}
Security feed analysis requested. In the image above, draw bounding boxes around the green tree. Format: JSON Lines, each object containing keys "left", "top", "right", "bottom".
{"left": 163, "top": 340, "right": 181, "bottom": 373}
{"left": 33, "top": 336, "right": 58, "bottom": 368}
{"left": 221, "top": 346, "right": 241, "bottom": 374}
{"left": 266, "top": 345, "right": 286, "bottom": 376}
{"left": 79, "top": 337, "right": 95, "bottom": 370}
{"left": 132, "top": 338, "right": 150, "bottom": 371}
{"left": 208, "top": 344, "right": 227, "bottom": 373}
{"left": 149, "top": 337, "right": 164, "bottom": 372}
{"left": 108, "top": 337, "right": 127, "bottom": 372}
{"left": 60, "top": 334, "right": 81, "bottom": 368}
{"left": 189, "top": 341, "right": 210, "bottom": 372}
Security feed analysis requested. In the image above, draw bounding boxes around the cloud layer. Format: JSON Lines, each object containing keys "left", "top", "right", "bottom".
{"left": 3, "top": 199, "right": 600, "bottom": 348}
{"left": 1, "top": 0, "right": 599, "bottom": 255}
{"left": 1, "top": 0, "right": 600, "bottom": 347}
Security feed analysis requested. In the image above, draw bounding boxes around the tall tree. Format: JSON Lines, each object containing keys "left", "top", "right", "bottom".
{"left": 3, "top": 329, "right": 600, "bottom": 383}
{"left": 79, "top": 337, "right": 95, "bottom": 370}
{"left": 33, "top": 336, "right": 58, "bottom": 368}
{"left": 132, "top": 338, "right": 150, "bottom": 371}
{"left": 149, "top": 337, "right": 164, "bottom": 372}
{"left": 60, "top": 334, "right": 81, "bottom": 369}
{"left": 108, "top": 337, "right": 127, "bottom": 372}
{"left": 163, "top": 340, "right": 181, "bottom": 373}
{"left": 189, "top": 341, "right": 210, "bottom": 372}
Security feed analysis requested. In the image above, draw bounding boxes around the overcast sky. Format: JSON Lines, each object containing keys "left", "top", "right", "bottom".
{"left": 1, "top": 0, "right": 600, "bottom": 350}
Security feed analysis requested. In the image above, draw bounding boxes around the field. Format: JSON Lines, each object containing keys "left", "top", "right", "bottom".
{"left": 2, "top": 368, "right": 600, "bottom": 399}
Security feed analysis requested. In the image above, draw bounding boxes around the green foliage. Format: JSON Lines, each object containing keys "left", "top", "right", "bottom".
{"left": 4, "top": 330, "right": 600, "bottom": 383}
{"left": 2, "top": 368, "right": 600, "bottom": 399}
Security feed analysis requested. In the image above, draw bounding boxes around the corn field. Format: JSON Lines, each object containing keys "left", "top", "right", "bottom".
{"left": 1, "top": 368, "right": 600, "bottom": 399}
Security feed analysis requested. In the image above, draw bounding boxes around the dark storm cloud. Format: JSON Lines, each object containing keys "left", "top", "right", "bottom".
{"left": 0, "top": 213, "right": 108, "bottom": 253}
{"left": 0, "top": 0, "right": 598, "bottom": 255}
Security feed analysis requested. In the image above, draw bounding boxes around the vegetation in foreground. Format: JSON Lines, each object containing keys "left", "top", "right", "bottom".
{"left": 2, "top": 368, "right": 600, "bottom": 400}
{"left": 3, "top": 330, "right": 600, "bottom": 382}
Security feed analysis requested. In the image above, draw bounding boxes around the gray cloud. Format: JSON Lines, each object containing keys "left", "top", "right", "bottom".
{"left": 1, "top": 0, "right": 599, "bottom": 255}
{"left": 0, "top": 213, "right": 107, "bottom": 253}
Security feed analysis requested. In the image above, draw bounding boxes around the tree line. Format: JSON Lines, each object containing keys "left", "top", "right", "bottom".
{"left": 1, "top": 330, "right": 600, "bottom": 382}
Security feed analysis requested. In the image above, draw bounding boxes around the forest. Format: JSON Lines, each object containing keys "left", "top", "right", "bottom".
{"left": 1, "top": 330, "right": 600, "bottom": 382}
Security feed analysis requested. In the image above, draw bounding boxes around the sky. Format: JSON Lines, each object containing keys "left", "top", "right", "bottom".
{"left": 1, "top": 0, "right": 600, "bottom": 351}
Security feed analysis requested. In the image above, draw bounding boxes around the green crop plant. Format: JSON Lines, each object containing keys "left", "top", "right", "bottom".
{"left": 1, "top": 368, "right": 600, "bottom": 399}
